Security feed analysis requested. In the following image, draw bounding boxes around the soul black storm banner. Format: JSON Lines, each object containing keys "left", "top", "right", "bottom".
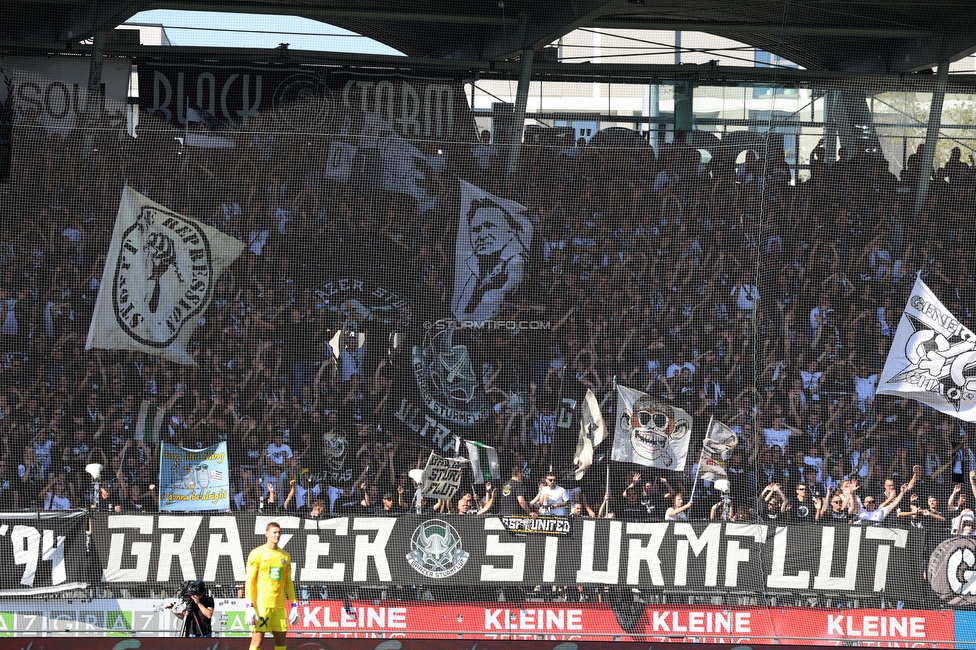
{"left": 136, "top": 61, "right": 477, "bottom": 141}
{"left": 88, "top": 513, "right": 922, "bottom": 601}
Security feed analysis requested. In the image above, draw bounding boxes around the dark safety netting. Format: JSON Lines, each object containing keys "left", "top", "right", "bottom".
{"left": 1, "top": 16, "right": 976, "bottom": 644}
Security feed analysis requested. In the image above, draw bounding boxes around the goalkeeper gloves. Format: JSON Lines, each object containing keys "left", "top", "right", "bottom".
{"left": 288, "top": 601, "right": 300, "bottom": 625}
{"left": 244, "top": 602, "right": 257, "bottom": 626}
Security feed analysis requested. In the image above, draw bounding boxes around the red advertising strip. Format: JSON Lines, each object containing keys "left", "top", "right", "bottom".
{"left": 771, "top": 608, "right": 956, "bottom": 647}
{"left": 0, "top": 640, "right": 920, "bottom": 650}
{"left": 284, "top": 602, "right": 954, "bottom": 646}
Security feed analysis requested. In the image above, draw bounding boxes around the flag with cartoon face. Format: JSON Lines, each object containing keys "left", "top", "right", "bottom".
{"left": 878, "top": 276, "right": 976, "bottom": 421}
{"left": 611, "top": 383, "right": 692, "bottom": 470}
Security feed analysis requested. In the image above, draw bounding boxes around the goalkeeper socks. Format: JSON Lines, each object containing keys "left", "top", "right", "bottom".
{"left": 275, "top": 645, "right": 287, "bottom": 650}
{"left": 249, "top": 646, "right": 261, "bottom": 650}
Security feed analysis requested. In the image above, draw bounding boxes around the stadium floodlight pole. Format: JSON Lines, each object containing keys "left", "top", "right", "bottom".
{"left": 914, "top": 55, "right": 949, "bottom": 218}
{"left": 82, "top": 28, "right": 105, "bottom": 159}
{"left": 506, "top": 47, "right": 535, "bottom": 174}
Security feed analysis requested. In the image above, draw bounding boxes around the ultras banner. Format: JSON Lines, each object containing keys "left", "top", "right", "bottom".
{"left": 0, "top": 600, "right": 956, "bottom": 646}
{"left": 89, "top": 514, "right": 922, "bottom": 601}
{"left": 136, "top": 61, "right": 476, "bottom": 141}
{"left": 0, "top": 511, "right": 88, "bottom": 596}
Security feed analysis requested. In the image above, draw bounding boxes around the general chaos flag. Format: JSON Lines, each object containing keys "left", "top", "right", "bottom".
{"left": 878, "top": 275, "right": 976, "bottom": 421}
{"left": 572, "top": 389, "right": 607, "bottom": 480}
{"left": 611, "top": 383, "right": 692, "bottom": 470}
{"left": 86, "top": 186, "right": 244, "bottom": 364}
{"left": 696, "top": 418, "right": 739, "bottom": 483}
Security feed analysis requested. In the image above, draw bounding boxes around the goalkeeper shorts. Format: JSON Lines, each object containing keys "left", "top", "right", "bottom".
{"left": 253, "top": 606, "right": 288, "bottom": 633}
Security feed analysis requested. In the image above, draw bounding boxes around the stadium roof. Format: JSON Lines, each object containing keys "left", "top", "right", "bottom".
{"left": 3, "top": 0, "right": 976, "bottom": 75}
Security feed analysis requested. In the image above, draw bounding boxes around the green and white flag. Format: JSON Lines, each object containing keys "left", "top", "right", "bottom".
{"left": 135, "top": 400, "right": 164, "bottom": 444}
{"left": 464, "top": 440, "right": 500, "bottom": 484}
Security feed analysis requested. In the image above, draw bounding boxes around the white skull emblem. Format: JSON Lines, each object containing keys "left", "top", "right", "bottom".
{"left": 626, "top": 397, "right": 689, "bottom": 464}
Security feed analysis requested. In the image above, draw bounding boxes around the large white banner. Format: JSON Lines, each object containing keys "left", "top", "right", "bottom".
{"left": 86, "top": 186, "right": 244, "bottom": 364}
{"left": 611, "top": 384, "right": 692, "bottom": 471}
{"left": 878, "top": 275, "right": 976, "bottom": 420}
{"left": 0, "top": 56, "right": 130, "bottom": 130}
{"left": 452, "top": 180, "right": 532, "bottom": 324}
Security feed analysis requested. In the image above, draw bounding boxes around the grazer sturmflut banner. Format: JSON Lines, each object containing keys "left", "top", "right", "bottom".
{"left": 0, "top": 511, "right": 88, "bottom": 596}
{"left": 85, "top": 186, "right": 245, "bottom": 364}
{"left": 136, "top": 61, "right": 476, "bottom": 141}
{"left": 89, "top": 514, "right": 922, "bottom": 602}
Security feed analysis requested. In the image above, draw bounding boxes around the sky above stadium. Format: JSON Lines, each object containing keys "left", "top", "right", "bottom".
{"left": 125, "top": 10, "right": 403, "bottom": 56}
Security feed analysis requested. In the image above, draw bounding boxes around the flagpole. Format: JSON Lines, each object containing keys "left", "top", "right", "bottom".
{"left": 606, "top": 376, "right": 615, "bottom": 499}
{"left": 690, "top": 417, "right": 712, "bottom": 503}
{"left": 690, "top": 462, "right": 701, "bottom": 503}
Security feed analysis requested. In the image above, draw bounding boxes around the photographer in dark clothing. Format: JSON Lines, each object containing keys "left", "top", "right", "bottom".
{"left": 169, "top": 580, "right": 215, "bottom": 637}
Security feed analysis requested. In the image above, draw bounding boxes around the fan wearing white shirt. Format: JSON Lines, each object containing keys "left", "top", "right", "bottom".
{"left": 41, "top": 474, "right": 71, "bottom": 510}
{"left": 763, "top": 415, "right": 800, "bottom": 453}
{"left": 854, "top": 483, "right": 908, "bottom": 525}
{"left": 531, "top": 473, "right": 571, "bottom": 516}
{"left": 264, "top": 433, "right": 293, "bottom": 495}
{"left": 853, "top": 364, "right": 878, "bottom": 412}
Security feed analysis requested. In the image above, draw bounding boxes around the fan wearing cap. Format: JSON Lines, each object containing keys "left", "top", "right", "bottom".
{"left": 952, "top": 509, "right": 976, "bottom": 536}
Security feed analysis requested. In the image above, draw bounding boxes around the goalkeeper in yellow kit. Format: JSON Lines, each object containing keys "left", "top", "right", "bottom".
{"left": 245, "top": 522, "right": 299, "bottom": 650}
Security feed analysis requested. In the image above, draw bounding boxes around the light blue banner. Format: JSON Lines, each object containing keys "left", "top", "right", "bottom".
{"left": 158, "top": 441, "right": 230, "bottom": 511}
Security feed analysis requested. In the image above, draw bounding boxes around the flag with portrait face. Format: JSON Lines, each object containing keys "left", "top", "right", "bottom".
{"left": 452, "top": 180, "right": 532, "bottom": 324}
{"left": 878, "top": 275, "right": 976, "bottom": 421}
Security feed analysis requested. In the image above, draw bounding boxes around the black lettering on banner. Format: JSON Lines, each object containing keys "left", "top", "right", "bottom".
{"left": 137, "top": 62, "right": 476, "bottom": 142}
{"left": 84, "top": 514, "right": 921, "bottom": 601}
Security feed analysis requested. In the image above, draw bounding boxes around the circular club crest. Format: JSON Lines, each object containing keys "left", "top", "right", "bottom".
{"left": 405, "top": 519, "right": 469, "bottom": 579}
{"left": 112, "top": 206, "right": 214, "bottom": 347}
{"left": 929, "top": 535, "right": 976, "bottom": 605}
{"left": 272, "top": 74, "right": 334, "bottom": 131}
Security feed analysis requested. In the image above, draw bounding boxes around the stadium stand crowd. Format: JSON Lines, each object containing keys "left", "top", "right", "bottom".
{"left": 1, "top": 108, "right": 975, "bottom": 547}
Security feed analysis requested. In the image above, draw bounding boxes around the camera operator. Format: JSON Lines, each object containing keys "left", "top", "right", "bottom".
{"left": 168, "top": 580, "right": 215, "bottom": 637}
